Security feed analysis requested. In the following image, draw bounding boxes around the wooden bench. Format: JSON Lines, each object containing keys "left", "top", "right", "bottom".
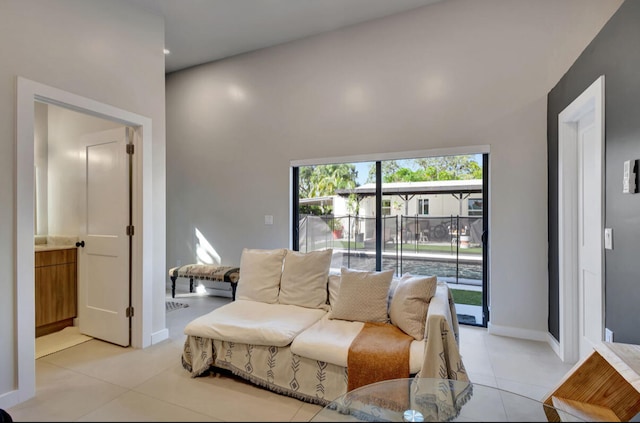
{"left": 168, "top": 264, "right": 240, "bottom": 300}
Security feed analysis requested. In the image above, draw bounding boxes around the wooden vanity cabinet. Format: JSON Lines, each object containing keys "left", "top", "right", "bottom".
{"left": 35, "top": 248, "right": 77, "bottom": 337}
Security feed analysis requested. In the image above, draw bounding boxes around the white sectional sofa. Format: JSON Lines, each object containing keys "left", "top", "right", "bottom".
{"left": 181, "top": 248, "right": 469, "bottom": 409}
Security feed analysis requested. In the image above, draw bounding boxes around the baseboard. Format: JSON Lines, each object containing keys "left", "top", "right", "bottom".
{"left": 487, "top": 322, "right": 549, "bottom": 342}
{"left": 547, "top": 332, "right": 561, "bottom": 358}
{"left": 151, "top": 328, "right": 169, "bottom": 345}
{"left": 0, "top": 388, "right": 20, "bottom": 410}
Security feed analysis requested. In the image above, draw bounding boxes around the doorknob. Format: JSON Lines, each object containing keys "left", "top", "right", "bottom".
{"left": 76, "top": 240, "right": 85, "bottom": 248}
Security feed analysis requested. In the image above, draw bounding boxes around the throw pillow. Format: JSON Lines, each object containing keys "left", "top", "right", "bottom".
{"left": 279, "top": 249, "right": 333, "bottom": 309}
{"left": 235, "top": 248, "right": 287, "bottom": 304}
{"left": 329, "top": 267, "right": 395, "bottom": 323}
{"left": 389, "top": 273, "right": 438, "bottom": 340}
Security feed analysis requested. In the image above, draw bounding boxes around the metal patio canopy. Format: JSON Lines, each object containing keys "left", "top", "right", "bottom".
{"left": 334, "top": 179, "right": 482, "bottom": 197}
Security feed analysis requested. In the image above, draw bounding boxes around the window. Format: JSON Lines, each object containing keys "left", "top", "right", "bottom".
{"left": 382, "top": 199, "right": 391, "bottom": 216}
{"left": 468, "top": 198, "right": 483, "bottom": 216}
{"left": 418, "top": 198, "right": 429, "bottom": 215}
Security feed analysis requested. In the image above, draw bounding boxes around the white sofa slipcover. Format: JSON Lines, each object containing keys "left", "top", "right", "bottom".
{"left": 182, "top": 279, "right": 469, "bottom": 407}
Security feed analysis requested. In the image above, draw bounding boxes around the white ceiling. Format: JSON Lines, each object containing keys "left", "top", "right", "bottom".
{"left": 129, "top": 0, "right": 443, "bottom": 73}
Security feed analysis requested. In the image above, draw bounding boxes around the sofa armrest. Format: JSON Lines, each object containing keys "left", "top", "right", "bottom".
{"left": 418, "top": 283, "right": 469, "bottom": 382}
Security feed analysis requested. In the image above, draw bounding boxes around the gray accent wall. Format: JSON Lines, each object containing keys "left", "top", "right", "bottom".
{"left": 548, "top": 0, "right": 640, "bottom": 344}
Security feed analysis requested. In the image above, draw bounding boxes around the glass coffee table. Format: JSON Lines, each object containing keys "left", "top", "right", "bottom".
{"left": 311, "top": 378, "right": 584, "bottom": 422}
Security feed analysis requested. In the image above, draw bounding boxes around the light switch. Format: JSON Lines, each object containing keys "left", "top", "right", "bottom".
{"left": 623, "top": 160, "right": 637, "bottom": 194}
{"left": 604, "top": 228, "right": 613, "bottom": 250}
{"left": 264, "top": 215, "right": 273, "bottom": 225}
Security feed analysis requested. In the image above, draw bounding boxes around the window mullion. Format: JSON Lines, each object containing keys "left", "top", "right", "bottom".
{"left": 375, "top": 161, "right": 382, "bottom": 271}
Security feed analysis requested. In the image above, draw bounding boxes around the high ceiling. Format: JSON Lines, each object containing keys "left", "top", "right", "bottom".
{"left": 129, "top": 0, "right": 443, "bottom": 73}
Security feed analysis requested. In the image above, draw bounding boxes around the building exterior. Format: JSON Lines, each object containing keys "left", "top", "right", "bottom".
{"left": 334, "top": 179, "right": 483, "bottom": 218}
{"left": 299, "top": 179, "right": 484, "bottom": 245}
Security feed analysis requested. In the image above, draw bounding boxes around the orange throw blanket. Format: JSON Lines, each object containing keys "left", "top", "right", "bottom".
{"left": 347, "top": 322, "right": 413, "bottom": 392}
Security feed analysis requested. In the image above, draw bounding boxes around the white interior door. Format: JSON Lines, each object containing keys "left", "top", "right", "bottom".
{"left": 558, "top": 75, "right": 604, "bottom": 363}
{"left": 78, "top": 126, "right": 131, "bottom": 347}
{"left": 577, "top": 112, "right": 603, "bottom": 359}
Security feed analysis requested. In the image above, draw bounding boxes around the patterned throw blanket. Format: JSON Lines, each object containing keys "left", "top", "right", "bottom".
{"left": 347, "top": 321, "right": 413, "bottom": 410}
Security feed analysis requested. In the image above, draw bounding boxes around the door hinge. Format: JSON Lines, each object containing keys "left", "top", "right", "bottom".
{"left": 126, "top": 225, "right": 134, "bottom": 236}
{"left": 126, "top": 306, "right": 134, "bottom": 318}
{"left": 126, "top": 143, "right": 134, "bottom": 154}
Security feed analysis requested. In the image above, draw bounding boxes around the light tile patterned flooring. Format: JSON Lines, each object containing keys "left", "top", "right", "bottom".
{"left": 7, "top": 289, "right": 576, "bottom": 422}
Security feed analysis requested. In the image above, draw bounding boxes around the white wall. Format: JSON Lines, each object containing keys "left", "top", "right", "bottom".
{"left": 166, "top": 0, "right": 622, "bottom": 340}
{"left": 0, "top": 0, "right": 165, "bottom": 406}
{"left": 34, "top": 102, "right": 48, "bottom": 235}
{"left": 46, "top": 104, "right": 122, "bottom": 235}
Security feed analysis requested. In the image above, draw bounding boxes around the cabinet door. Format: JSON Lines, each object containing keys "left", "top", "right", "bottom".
{"left": 35, "top": 262, "right": 77, "bottom": 326}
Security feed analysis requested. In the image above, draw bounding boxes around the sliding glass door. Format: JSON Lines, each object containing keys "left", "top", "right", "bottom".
{"left": 293, "top": 153, "right": 488, "bottom": 327}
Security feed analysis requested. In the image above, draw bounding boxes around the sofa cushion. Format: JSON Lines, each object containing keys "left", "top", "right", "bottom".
{"left": 235, "top": 248, "right": 286, "bottom": 303}
{"left": 329, "top": 267, "right": 394, "bottom": 323}
{"left": 292, "top": 314, "right": 425, "bottom": 372}
{"left": 184, "top": 299, "right": 327, "bottom": 347}
{"left": 278, "top": 249, "right": 333, "bottom": 310}
{"left": 389, "top": 274, "right": 438, "bottom": 340}
{"left": 291, "top": 314, "right": 363, "bottom": 367}
{"left": 327, "top": 268, "right": 341, "bottom": 308}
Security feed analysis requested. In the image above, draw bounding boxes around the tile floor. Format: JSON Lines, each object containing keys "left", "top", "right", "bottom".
{"left": 7, "top": 289, "right": 577, "bottom": 422}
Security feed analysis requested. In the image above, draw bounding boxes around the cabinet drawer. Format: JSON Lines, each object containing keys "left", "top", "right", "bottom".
{"left": 35, "top": 248, "right": 77, "bottom": 267}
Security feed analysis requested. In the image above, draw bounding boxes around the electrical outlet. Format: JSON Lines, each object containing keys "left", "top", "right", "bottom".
{"left": 605, "top": 328, "right": 614, "bottom": 343}
{"left": 176, "top": 259, "right": 182, "bottom": 267}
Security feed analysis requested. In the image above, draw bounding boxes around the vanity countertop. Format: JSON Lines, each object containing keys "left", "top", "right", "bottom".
{"left": 35, "top": 244, "right": 77, "bottom": 252}
{"left": 35, "top": 235, "right": 79, "bottom": 252}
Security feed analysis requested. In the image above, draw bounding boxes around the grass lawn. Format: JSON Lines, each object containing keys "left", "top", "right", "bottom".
{"left": 450, "top": 288, "right": 482, "bottom": 306}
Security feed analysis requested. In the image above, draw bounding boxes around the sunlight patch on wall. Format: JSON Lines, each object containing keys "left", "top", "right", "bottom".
{"left": 195, "top": 227, "right": 221, "bottom": 265}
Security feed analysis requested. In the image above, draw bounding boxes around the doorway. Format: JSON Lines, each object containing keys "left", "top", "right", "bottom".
{"left": 16, "top": 77, "right": 155, "bottom": 403}
{"left": 558, "top": 75, "right": 605, "bottom": 363}
{"left": 34, "top": 104, "right": 131, "bottom": 354}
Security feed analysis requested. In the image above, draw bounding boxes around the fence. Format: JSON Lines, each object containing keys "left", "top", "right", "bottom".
{"left": 298, "top": 214, "right": 483, "bottom": 283}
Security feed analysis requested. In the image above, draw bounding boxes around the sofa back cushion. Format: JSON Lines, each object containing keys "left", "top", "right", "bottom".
{"left": 235, "top": 248, "right": 287, "bottom": 303}
{"left": 327, "top": 269, "right": 341, "bottom": 308}
{"left": 329, "top": 267, "right": 394, "bottom": 323}
{"left": 279, "top": 249, "right": 333, "bottom": 310}
{"left": 389, "top": 273, "right": 438, "bottom": 340}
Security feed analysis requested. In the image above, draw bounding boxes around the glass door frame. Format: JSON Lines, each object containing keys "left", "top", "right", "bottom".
{"left": 291, "top": 149, "right": 489, "bottom": 328}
